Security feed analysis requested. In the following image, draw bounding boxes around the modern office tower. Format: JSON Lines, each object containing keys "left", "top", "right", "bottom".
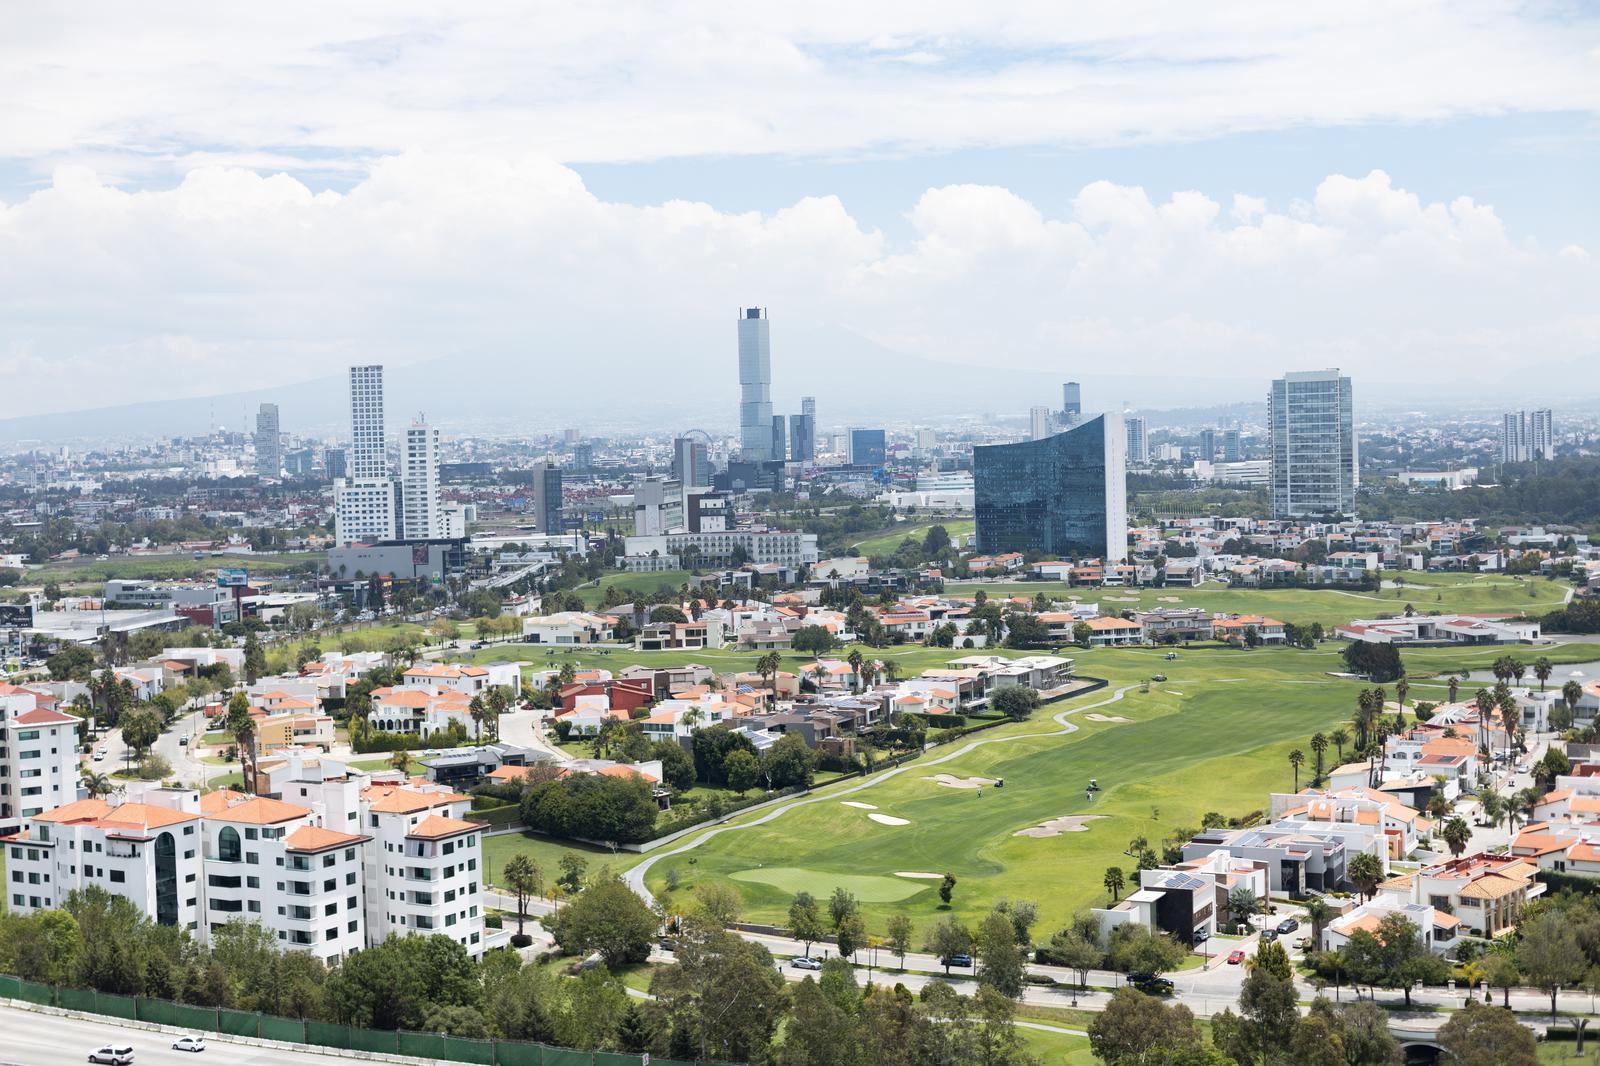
{"left": 1062, "top": 382, "right": 1082, "bottom": 424}
{"left": 1198, "top": 428, "right": 1216, "bottom": 462}
{"left": 1502, "top": 409, "right": 1554, "bottom": 463}
{"left": 849, "top": 429, "right": 887, "bottom": 467}
{"left": 737, "top": 307, "right": 774, "bottom": 461}
{"left": 1269, "top": 369, "right": 1358, "bottom": 517}
{"left": 335, "top": 365, "right": 397, "bottom": 545}
{"left": 1030, "top": 406, "right": 1053, "bottom": 441}
{"left": 1125, "top": 416, "right": 1149, "bottom": 465}
{"left": 788, "top": 413, "right": 813, "bottom": 462}
{"left": 323, "top": 448, "right": 348, "bottom": 480}
{"left": 400, "top": 418, "right": 442, "bottom": 540}
{"left": 974, "top": 413, "right": 1128, "bottom": 562}
{"left": 531, "top": 461, "right": 564, "bottom": 533}
{"left": 253, "top": 403, "right": 282, "bottom": 477}
{"left": 802, "top": 395, "right": 816, "bottom": 424}
{"left": 1222, "top": 429, "right": 1242, "bottom": 463}
{"left": 770, "top": 414, "right": 788, "bottom": 462}
{"left": 672, "top": 436, "right": 710, "bottom": 488}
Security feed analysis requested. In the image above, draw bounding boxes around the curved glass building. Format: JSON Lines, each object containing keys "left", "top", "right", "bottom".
{"left": 974, "top": 413, "right": 1128, "bottom": 561}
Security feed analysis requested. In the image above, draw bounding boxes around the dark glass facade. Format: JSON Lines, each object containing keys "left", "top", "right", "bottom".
{"left": 850, "top": 429, "right": 886, "bottom": 467}
{"left": 974, "top": 415, "right": 1124, "bottom": 559}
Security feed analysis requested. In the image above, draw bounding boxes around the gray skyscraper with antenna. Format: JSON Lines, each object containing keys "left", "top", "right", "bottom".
{"left": 738, "top": 308, "right": 773, "bottom": 461}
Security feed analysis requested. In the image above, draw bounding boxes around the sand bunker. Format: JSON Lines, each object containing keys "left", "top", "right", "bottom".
{"left": 1014, "top": 815, "right": 1105, "bottom": 838}
{"left": 1104, "top": 595, "right": 1139, "bottom": 602}
{"left": 869, "top": 813, "right": 911, "bottom": 826}
{"left": 925, "top": 774, "right": 996, "bottom": 790}
{"left": 841, "top": 801, "right": 878, "bottom": 810}
{"left": 1085, "top": 713, "right": 1131, "bottom": 723}
{"left": 1157, "top": 596, "right": 1182, "bottom": 603}
{"left": 1167, "top": 690, "right": 1184, "bottom": 696}
{"left": 895, "top": 871, "right": 944, "bottom": 880}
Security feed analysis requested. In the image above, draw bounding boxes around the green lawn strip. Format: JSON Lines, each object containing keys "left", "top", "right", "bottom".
{"left": 577, "top": 570, "right": 699, "bottom": 608}
{"left": 28, "top": 552, "right": 324, "bottom": 585}
{"left": 850, "top": 519, "right": 975, "bottom": 558}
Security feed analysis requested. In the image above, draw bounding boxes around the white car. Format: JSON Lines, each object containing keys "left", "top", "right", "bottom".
{"left": 171, "top": 1035, "right": 205, "bottom": 1053}
{"left": 87, "top": 1046, "right": 134, "bottom": 1065}
{"left": 790, "top": 956, "right": 824, "bottom": 970}
{"left": 94, "top": 748, "right": 108, "bottom": 761}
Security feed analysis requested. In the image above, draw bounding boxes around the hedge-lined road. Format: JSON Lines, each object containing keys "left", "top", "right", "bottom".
{"left": 0, "top": 1004, "right": 341, "bottom": 1065}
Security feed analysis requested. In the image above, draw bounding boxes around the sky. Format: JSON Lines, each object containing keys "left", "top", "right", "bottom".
{"left": 3, "top": 2, "right": 1599, "bottom": 422}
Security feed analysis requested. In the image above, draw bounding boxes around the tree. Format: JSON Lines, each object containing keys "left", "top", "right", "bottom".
{"left": 1238, "top": 966, "right": 1298, "bottom": 1061}
{"left": 1288, "top": 748, "right": 1305, "bottom": 790}
{"left": 242, "top": 631, "right": 266, "bottom": 685}
{"left": 1341, "top": 641, "right": 1404, "bottom": 683}
{"left": 1436, "top": 1002, "right": 1538, "bottom": 1066}
{"left": 503, "top": 855, "right": 542, "bottom": 939}
{"left": 119, "top": 709, "right": 161, "bottom": 756}
{"left": 1346, "top": 852, "right": 1384, "bottom": 901}
{"left": 724, "top": 748, "right": 759, "bottom": 795}
{"left": 1516, "top": 909, "right": 1585, "bottom": 1017}
{"left": 1534, "top": 656, "right": 1554, "bottom": 690}
{"left": 1330, "top": 726, "right": 1350, "bottom": 765}
{"left": 1440, "top": 816, "right": 1471, "bottom": 858}
{"left": 761, "top": 732, "right": 816, "bottom": 790}
{"left": 1484, "top": 952, "right": 1521, "bottom": 1008}
{"left": 924, "top": 916, "right": 972, "bottom": 975}
{"left": 1088, "top": 988, "right": 1204, "bottom": 1065}
{"left": 1227, "top": 886, "right": 1258, "bottom": 930}
{"left": 1103, "top": 866, "right": 1126, "bottom": 902}
{"left": 885, "top": 914, "right": 913, "bottom": 970}
{"left": 990, "top": 685, "right": 1040, "bottom": 722}
{"left": 1563, "top": 678, "right": 1583, "bottom": 714}
{"left": 1108, "top": 925, "right": 1187, "bottom": 977}
{"left": 80, "top": 769, "right": 114, "bottom": 800}
{"left": 792, "top": 625, "right": 837, "bottom": 655}
{"left": 1303, "top": 897, "right": 1334, "bottom": 947}
{"left": 1532, "top": 747, "right": 1571, "bottom": 789}
{"left": 787, "top": 892, "right": 825, "bottom": 956}
{"left": 975, "top": 911, "right": 1026, "bottom": 999}
{"left": 695, "top": 881, "right": 744, "bottom": 927}
{"left": 649, "top": 918, "right": 787, "bottom": 1063}
{"left": 833, "top": 911, "right": 866, "bottom": 960}
{"left": 1072, "top": 622, "right": 1093, "bottom": 648}
{"left": 557, "top": 852, "right": 588, "bottom": 893}
{"left": 1309, "top": 732, "right": 1328, "bottom": 784}
{"left": 938, "top": 872, "right": 957, "bottom": 907}
{"left": 550, "top": 874, "right": 658, "bottom": 968}
{"left": 225, "top": 690, "right": 258, "bottom": 794}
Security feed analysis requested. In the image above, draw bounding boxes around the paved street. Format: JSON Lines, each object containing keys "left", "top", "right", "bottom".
{"left": 0, "top": 1004, "right": 347, "bottom": 1066}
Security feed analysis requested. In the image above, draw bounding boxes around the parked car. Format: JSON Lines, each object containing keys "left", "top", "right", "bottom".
{"left": 171, "top": 1035, "right": 206, "bottom": 1053}
{"left": 1261, "top": 928, "right": 1278, "bottom": 941}
{"left": 178, "top": 736, "right": 189, "bottom": 746}
{"left": 791, "top": 956, "right": 824, "bottom": 971}
{"left": 1276, "top": 918, "right": 1299, "bottom": 935}
{"left": 1191, "top": 928, "right": 1210, "bottom": 943}
{"left": 93, "top": 748, "right": 107, "bottom": 761}
{"left": 1130, "top": 974, "right": 1175, "bottom": 995}
{"left": 87, "top": 1047, "right": 135, "bottom": 1065}
{"left": 1226, "top": 950, "right": 1246, "bottom": 965}
{"left": 1151, "top": 674, "right": 1167, "bottom": 682}
{"left": 942, "top": 953, "right": 974, "bottom": 968}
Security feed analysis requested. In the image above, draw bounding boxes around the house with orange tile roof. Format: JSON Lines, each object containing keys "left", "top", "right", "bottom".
{"left": 1323, "top": 900, "right": 1460, "bottom": 955}
{"left": 1080, "top": 615, "right": 1143, "bottom": 647}
{"left": 1376, "top": 853, "right": 1542, "bottom": 938}
{"left": 1, "top": 682, "right": 82, "bottom": 829}
{"left": 1211, "top": 614, "right": 1287, "bottom": 645}
{"left": 403, "top": 661, "right": 521, "bottom": 697}
{"left": 370, "top": 685, "right": 481, "bottom": 740}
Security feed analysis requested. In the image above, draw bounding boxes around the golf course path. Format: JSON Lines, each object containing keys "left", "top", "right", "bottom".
{"left": 623, "top": 682, "right": 1143, "bottom": 905}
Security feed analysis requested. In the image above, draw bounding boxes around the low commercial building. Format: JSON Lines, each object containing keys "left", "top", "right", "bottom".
{"left": 1336, "top": 613, "right": 1541, "bottom": 646}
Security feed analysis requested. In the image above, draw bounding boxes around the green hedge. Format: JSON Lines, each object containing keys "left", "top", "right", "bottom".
{"left": 467, "top": 803, "right": 522, "bottom": 826}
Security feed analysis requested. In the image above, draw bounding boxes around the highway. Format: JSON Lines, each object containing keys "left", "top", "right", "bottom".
{"left": 0, "top": 1004, "right": 344, "bottom": 1066}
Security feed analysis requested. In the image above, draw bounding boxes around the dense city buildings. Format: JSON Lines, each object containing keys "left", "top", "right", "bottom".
{"left": 1269, "top": 369, "right": 1358, "bottom": 517}
{"left": 973, "top": 412, "right": 1128, "bottom": 561}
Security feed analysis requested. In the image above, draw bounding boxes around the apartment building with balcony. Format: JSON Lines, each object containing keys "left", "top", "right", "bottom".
{"left": 360, "top": 780, "right": 484, "bottom": 956}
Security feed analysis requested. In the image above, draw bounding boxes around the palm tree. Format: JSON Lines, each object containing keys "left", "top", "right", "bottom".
{"left": 1330, "top": 727, "right": 1350, "bottom": 765}
{"left": 81, "top": 769, "right": 114, "bottom": 799}
{"left": 1289, "top": 748, "right": 1305, "bottom": 791}
{"left": 1477, "top": 788, "right": 1503, "bottom": 828}
{"left": 1492, "top": 656, "right": 1514, "bottom": 685}
{"left": 1509, "top": 659, "right": 1527, "bottom": 688}
{"left": 1441, "top": 816, "right": 1472, "bottom": 858}
{"left": 882, "top": 660, "right": 902, "bottom": 684}
{"left": 1227, "top": 886, "right": 1259, "bottom": 930}
{"left": 1564, "top": 679, "right": 1584, "bottom": 717}
{"left": 1347, "top": 852, "right": 1384, "bottom": 901}
{"left": 846, "top": 648, "right": 864, "bottom": 692}
{"left": 390, "top": 748, "right": 410, "bottom": 773}
{"left": 1448, "top": 676, "right": 1460, "bottom": 704}
{"left": 1303, "top": 896, "right": 1334, "bottom": 945}
{"left": 1534, "top": 657, "right": 1554, "bottom": 691}
{"left": 469, "top": 694, "right": 487, "bottom": 739}
{"left": 1310, "top": 733, "right": 1329, "bottom": 785}
{"left": 1395, "top": 679, "right": 1410, "bottom": 708}
{"left": 1103, "top": 866, "right": 1126, "bottom": 902}
{"left": 1498, "top": 692, "right": 1519, "bottom": 763}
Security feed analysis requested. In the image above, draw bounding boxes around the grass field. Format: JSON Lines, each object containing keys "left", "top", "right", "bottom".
{"left": 850, "top": 519, "right": 975, "bottom": 558}
{"left": 945, "top": 571, "right": 1570, "bottom": 630}
{"left": 27, "top": 552, "right": 324, "bottom": 586}
{"left": 577, "top": 570, "right": 699, "bottom": 608}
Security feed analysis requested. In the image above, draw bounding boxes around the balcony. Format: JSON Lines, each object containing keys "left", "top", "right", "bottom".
{"left": 405, "top": 868, "right": 434, "bottom": 882}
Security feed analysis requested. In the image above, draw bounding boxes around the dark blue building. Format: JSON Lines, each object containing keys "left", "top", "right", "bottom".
{"left": 849, "top": 429, "right": 887, "bottom": 467}
{"left": 973, "top": 415, "right": 1128, "bottom": 560}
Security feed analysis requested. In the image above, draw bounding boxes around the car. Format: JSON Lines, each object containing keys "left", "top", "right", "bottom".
{"left": 94, "top": 748, "right": 107, "bottom": 761}
{"left": 1191, "top": 928, "right": 1210, "bottom": 943}
{"left": 1226, "top": 950, "right": 1246, "bottom": 965}
{"left": 171, "top": 1035, "right": 206, "bottom": 1053}
{"left": 1261, "top": 928, "right": 1278, "bottom": 941}
{"left": 791, "top": 956, "right": 824, "bottom": 970}
{"left": 658, "top": 937, "right": 676, "bottom": 952}
{"left": 1131, "top": 975, "right": 1175, "bottom": 995}
{"left": 1276, "top": 918, "right": 1299, "bottom": 935}
{"left": 1151, "top": 674, "right": 1168, "bottom": 682}
{"left": 942, "top": 953, "right": 974, "bottom": 968}
{"left": 87, "top": 1047, "right": 135, "bottom": 1065}
{"left": 178, "top": 736, "right": 189, "bottom": 746}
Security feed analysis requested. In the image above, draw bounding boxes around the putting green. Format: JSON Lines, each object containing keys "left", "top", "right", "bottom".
{"left": 729, "top": 866, "right": 932, "bottom": 903}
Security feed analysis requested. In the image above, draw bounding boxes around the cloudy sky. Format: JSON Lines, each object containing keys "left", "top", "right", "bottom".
{"left": 3, "top": 2, "right": 1598, "bottom": 421}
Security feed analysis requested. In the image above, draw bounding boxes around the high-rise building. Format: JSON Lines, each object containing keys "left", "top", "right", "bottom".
{"left": 1269, "top": 370, "right": 1357, "bottom": 517}
{"left": 1501, "top": 409, "right": 1554, "bottom": 463}
{"left": 1030, "top": 406, "right": 1053, "bottom": 441}
{"left": 771, "top": 414, "right": 788, "bottom": 462}
{"left": 1222, "top": 429, "right": 1242, "bottom": 463}
{"left": 323, "top": 447, "right": 347, "bottom": 480}
{"left": 1198, "top": 429, "right": 1216, "bottom": 462}
{"left": 335, "top": 365, "right": 397, "bottom": 545}
{"left": 974, "top": 413, "right": 1128, "bottom": 562}
{"left": 253, "top": 403, "right": 281, "bottom": 478}
{"left": 849, "top": 429, "right": 887, "bottom": 468}
{"left": 1062, "top": 382, "right": 1082, "bottom": 424}
{"left": 531, "top": 462, "right": 564, "bottom": 533}
{"left": 789, "top": 413, "right": 814, "bottom": 462}
{"left": 738, "top": 307, "right": 773, "bottom": 461}
{"left": 400, "top": 418, "right": 441, "bottom": 540}
{"left": 1125, "top": 416, "right": 1149, "bottom": 465}
{"left": 672, "top": 437, "right": 710, "bottom": 488}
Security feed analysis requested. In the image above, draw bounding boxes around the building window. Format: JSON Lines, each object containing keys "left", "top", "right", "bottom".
{"left": 218, "top": 826, "right": 242, "bottom": 863}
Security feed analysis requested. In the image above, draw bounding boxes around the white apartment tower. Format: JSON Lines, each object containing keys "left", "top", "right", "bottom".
{"left": 1030, "top": 406, "right": 1053, "bottom": 441}
{"left": 335, "top": 365, "right": 397, "bottom": 545}
{"left": 254, "top": 403, "right": 282, "bottom": 478}
{"left": 1501, "top": 409, "right": 1554, "bottom": 464}
{"left": 738, "top": 308, "right": 774, "bottom": 461}
{"left": 1125, "top": 416, "right": 1149, "bottom": 464}
{"left": 401, "top": 418, "right": 442, "bottom": 540}
{"left": 1269, "top": 369, "right": 1357, "bottom": 517}
{"left": 0, "top": 685, "right": 82, "bottom": 830}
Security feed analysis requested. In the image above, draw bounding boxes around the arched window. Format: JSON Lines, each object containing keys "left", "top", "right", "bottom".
{"left": 155, "top": 832, "right": 178, "bottom": 926}
{"left": 218, "top": 825, "right": 241, "bottom": 863}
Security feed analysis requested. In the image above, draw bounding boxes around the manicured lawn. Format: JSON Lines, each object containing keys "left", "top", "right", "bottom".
{"left": 28, "top": 552, "right": 323, "bottom": 585}
{"left": 577, "top": 571, "right": 699, "bottom": 608}
{"left": 851, "top": 519, "right": 975, "bottom": 558}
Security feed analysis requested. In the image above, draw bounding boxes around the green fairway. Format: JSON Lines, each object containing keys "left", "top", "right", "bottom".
{"left": 730, "top": 866, "right": 931, "bottom": 902}
{"left": 850, "top": 518, "right": 975, "bottom": 558}
{"left": 27, "top": 552, "right": 323, "bottom": 585}
{"left": 577, "top": 570, "right": 698, "bottom": 608}
{"left": 945, "top": 571, "right": 1569, "bottom": 630}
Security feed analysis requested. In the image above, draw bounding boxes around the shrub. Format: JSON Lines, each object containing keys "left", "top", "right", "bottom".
{"left": 510, "top": 933, "right": 533, "bottom": 948}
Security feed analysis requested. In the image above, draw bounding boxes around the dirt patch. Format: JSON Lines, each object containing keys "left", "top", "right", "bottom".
{"left": 1014, "top": 815, "right": 1106, "bottom": 838}
{"left": 841, "top": 801, "right": 878, "bottom": 810}
{"left": 1085, "top": 713, "right": 1131, "bottom": 723}
{"left": 1103, "top": 595, "right": 1139, "bottom": 602}
{"left": 895, "top": 871, "right": 944, "bottom": 880}
{"left": 869, "top": 813, "right": 910, "bottom": 826}
{"left": 1157, "top": 595, "right": 1183, "bottom": 603}
{"left": 925, "top": 773, "right": 997, "bottom": 790}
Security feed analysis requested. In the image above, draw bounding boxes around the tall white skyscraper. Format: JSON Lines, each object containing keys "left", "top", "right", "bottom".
{"left": 335, "top": 364, "right": 397, "bottom": 545}
{"left": 1269, "top": 369, "right": 1357, "bottom": 517}
{"left": 254, "top": 403, "right": 281, "bottom": 477}
{"left": 1125, "top": 416, "right": 1149, "bottom": 464}
{"left": 737, "top": 308, "right": 773, "bottom": 461}
{"left": 1501, "top": 409, "right": 1554, "bottom": 463}
{"left": 1030, "top": 406, "right": 1053, "bottom": 441}
{"left": 400, "top": 418, "right": 441, "bottom": 540}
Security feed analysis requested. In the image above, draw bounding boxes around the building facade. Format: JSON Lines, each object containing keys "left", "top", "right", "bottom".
{"left": 849, "top": 429, "right": 886, "bottom": 467}
{"left": 0, "top": 686, "right": 82, "bottom": 829}
{"left": 1125, "top": 416, "right": 1148, "bottom": 464}
{"left": 973, "top": 413, "right": 1128, "bottom": 562}
{"left": 531, "top": 462, "right": 564, "bottom": 533}
{"left": 254, "top": 403, "right": 281, "bottom": 478}
{"left": 738, "top": 308, "right": 773, "bottom": 461}
{"left": 335, "top": 365, "right": 398, "bottom": 545}
{"left": 400, "top": 419, "right": 442, "bottom": 540}
{"left": 1501, "top": 409, "right": 1554, "bottom": 464}
{"left": 1269, "top": 370, "right": 1357, "bottom": 517}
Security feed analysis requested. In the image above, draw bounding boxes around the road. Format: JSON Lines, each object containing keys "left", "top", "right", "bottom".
{"left": 0, "top": 1004, "right": 341, "bottom": 1066}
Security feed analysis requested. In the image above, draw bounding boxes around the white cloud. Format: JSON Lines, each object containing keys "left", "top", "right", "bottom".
{"left": 0, "top": 158, "right": 1593, "bottom": 416}
{"left": 1, "top": 4, "right": 1597, "bottom": 179}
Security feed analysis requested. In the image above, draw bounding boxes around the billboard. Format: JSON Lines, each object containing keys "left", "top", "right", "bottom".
{"left": 215, "top": 568, "right": 249, "bottom": 588}
{"left": 0, "top": 603, "right": 34, "bottom": 628}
